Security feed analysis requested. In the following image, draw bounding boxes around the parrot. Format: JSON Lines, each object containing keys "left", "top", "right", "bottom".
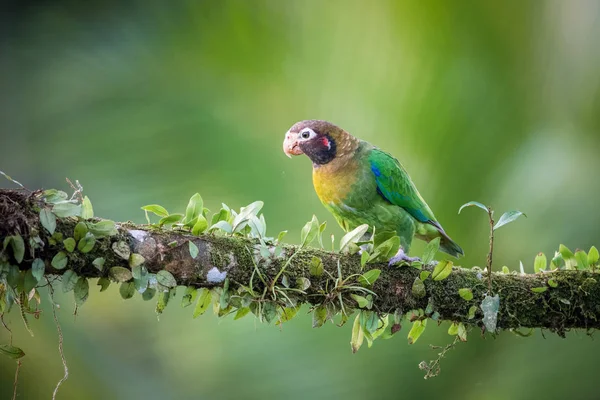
{"left": 282, "top": 119, "right": 463, "bottom": 264}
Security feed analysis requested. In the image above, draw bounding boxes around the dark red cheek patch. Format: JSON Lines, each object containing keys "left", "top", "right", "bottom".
{"left": 321, "top": 137, "right": 330, "bottom": 148}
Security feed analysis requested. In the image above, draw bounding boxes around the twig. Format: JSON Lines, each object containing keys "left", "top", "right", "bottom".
{"left": 66, "top": 178, "right": 84, "bottom": 202}
{"left": 420, "top": 336, "right": 460, "bottom": 379}
{"left": 49, "top": 285, "right": 69, "bottom": 400}
{"left": 486, "top": 206, "right": 495, "bottom": 293}
{"left": 12, "top": 359, "right": 22, "bottom": 400}
{"left": 0, "top": 170, "right": 30, "bottom": 191}
{"left": 0, "top": 313, "right": 13, "bottom": 344}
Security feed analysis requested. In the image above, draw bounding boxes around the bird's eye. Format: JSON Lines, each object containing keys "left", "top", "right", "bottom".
{"left": 299, "top": 128, "right": 316, "bottom": 140}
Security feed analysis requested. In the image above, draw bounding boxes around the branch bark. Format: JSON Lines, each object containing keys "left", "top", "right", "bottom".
{"left": 1, "top": 189, "right": 599, "bottom": 335}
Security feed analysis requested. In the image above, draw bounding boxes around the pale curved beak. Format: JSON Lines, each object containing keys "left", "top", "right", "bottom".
{"left": 283, "top": 130, "right": 303, "bottom": 158}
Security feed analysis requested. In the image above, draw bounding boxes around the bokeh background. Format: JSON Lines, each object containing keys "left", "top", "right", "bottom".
{"left": 2, "top": 1, "right": 600, "bottom": 399}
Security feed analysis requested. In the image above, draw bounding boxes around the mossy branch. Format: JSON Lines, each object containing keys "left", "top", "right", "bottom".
{"left": 1, "top": 189, "right": 599, "bottom": 336}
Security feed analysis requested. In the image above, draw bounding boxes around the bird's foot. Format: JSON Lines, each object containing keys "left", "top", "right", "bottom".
{"left": 388, "top": 248, "right": 421, "bottom": 267}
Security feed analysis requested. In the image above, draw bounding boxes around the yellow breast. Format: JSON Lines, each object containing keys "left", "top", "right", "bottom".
{"left": 312, "top": 160, "right": 359, "bottom": 205}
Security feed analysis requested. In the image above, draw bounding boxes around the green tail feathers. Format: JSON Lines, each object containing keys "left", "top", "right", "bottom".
{"left": 439, "top": 234, "right": 464, "bottom": 258}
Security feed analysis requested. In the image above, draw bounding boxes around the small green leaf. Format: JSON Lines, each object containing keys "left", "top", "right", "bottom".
{"left": 74, "top": 277, "right": 89, "bottom": 306}
{"left": 407, "top": 319, "right": 427, "bottom": 344}
{"left": 191, "top": 215, "right": 208, "bottom": 235}
{"left": 92, "top": 257, "right": 105, "bottom": 271}
{"left": 432, "top": 260, "right": 453, "bottom": 281}
{"left": 457, "top": 323, "right": 467, "bottom": 342}
{"left": 368, "top": 236, "right": 400, "bottom": 263}
{"left": 309, "top": 256, "right": 324, "bottom": 277}
{"left": 132, "top": 265, "right": 149, "bottom": 293}
{"left": 5, "top": 264, "right": 20, "bottom": 289}
{"left": 73, "top": 222, "right": 88, "bottom": 242}
{"left": 155, "top": 290, "right": 172, "bottom": 314}
{"left": 493, "top": 210, "right": 526, "bottom": 230}
{"left": 534, "top": 252, "right": 547, "bottom": 273}
{"left": 317, "top": 221, "right": 327, "bottom": 248}
{"left": 109, "top": 266, "right": 133, "bottom": 282}
{"left": 277, "top": 306, "right": 300, "bottom": 325}
{"left": 193, "top": 288, "right": 212, "bottom": 318}
{"left": 86, "top": 220, "right": 117, "bottom": 238}
{"left": 448, "top": 322, "right": 459, "bottom": 335}
{"left": 419, "top": 271, "right": 431, "bottom": 281}
{"left": 129, "top": 253, "right": 145, "bottom": 268}
{"left": 548, "top": 279, "right": 558, "bottom": 288}
{"left": 411, "top": 277, "right": 426, "bottom": 298}
{"left": 39, "top": 209, "right": 56, "bottom": 234}
{"left": 52, "top": 202, "right": 81, "bottom": 218}
{"left": 232, "top": 201, "right": 264, "bottom": 231}
{"left": 188, "top": 241, "right": 199, "bottom": 259}
{"left": 159, "top": 213, "right": 184, "bottom": 227}
{"left": 262, "top": 302, "right": 277, "bottom": 323}
{"left": 300, "top": 215, "right": 320, "bottom": 248}
{"left": 234, "top": 307, "right": 251, "bottom": 320}
{"left": 77, "top": 232, "right": 96, "bottom": 253}
{"left": 339, "top": 224, "right": 369, "bottom": 253}
{"left": 360, "top": 251, "right": 369, "bottom": 268}
{"left": 81, "top": 196, "right": 94, "bottom": 219}
{"left": 181, "top": 287, "right": 198, "bottom": 308}
{"left": 360, "top": 310, "right": 379, "bottom": 335}
{"left": 24, "top": 269, "right": 38, "bottom": 293}
{"left": 296, "top": 277, "right": 311, "bottom": 291}
{"left": 156, "top": 270, "right": 177, "bottom": 288}
{"left": 350, "top": 294, "right": 369, "bottom": 308}
{"left": 458, "top": 288, "right": 473, "bottom": 301}
{"left": 358, "top": 269, "right": 381, "bottom": 286}
{"left": 220, "top": 279, "right": 230, "bottom": 309}
{"left": 141, "top": 204, "right": 169, "bottom": 218}
{"left": 312, "top": 305, "right": 327, "bottom": 328}
{"left": 531, "top": 286, "right": 547, "bottom": 293}
{"left": 458, "top": 201, "right": 488, "bottom": 214}
{"left": 8, "top": 235, "right": 25, "bottom": 263}
{"left": 97, "top": 277, "right": 110, "bottom": 292}
{"left": 422, "top": 237, "right": 441, "bottom": 265}
{"left": 209, "top": 220, "right": 233, "bottom": 233}
{"left": 112, "top": 241, "right": 131, "bottom": 260}
{"left": 501, "top": 266, "right": 510, "bottom": 274}
{"left": 559, "top": 244, "right": 576, "bottom": 269}
{"left": 31, "top": 258, "right": 45, "bottom": 281}
{"left": 588, "top": 246, "right": 599, "bottom": 267}
{"left": 351, "top": 314, "right": 364, "bottom": 353}
{"left": 211, "top": 208, "right": 231, "bottom": 225}
{"left": 184, "top": 193, "right": 203, "bottom": 226}
{"left": 276, "top": 230, "right": 287, "bottom": 243}
{"left": 62, "top": 269, "right": 78, "bottom": 293}
{"left": 63, "top": 237, "right": 76, "bottom": 253}
{"left": 467, "top": 305, "right": 477, "bottom": 319}
{"left": 51, "top": 251, "right": 68, "bottom": 270}
{"left": 42, "top": 189, "right": 68, "bottom": 204}
{"left": 0, "top": 344, "right": 25, "bottom": 359}
{"left": 575, "top": 250, "right": 589, "bottom": 270}
{"left": 142, "top": 287, "right": 155, "bottom": 300}
{"left": 119, "top": 282, "right": 136, "bottom": 299}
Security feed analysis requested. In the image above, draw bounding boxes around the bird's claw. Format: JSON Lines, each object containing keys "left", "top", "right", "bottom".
{"left": 388, "top": 248, "right": 421, "bottom": 267}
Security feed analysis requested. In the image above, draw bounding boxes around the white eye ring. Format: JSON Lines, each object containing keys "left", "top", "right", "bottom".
{"left": 298, "top": 128, "right": 317, "bottom": 140}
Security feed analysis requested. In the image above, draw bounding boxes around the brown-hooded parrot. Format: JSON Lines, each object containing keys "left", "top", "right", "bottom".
{"left": 283, "top": 120, "right": 463, "bottom": 264}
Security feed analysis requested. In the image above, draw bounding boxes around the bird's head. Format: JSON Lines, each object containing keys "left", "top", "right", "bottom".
{"left": 283, "top": 120, "right": 348, "bottom": 165}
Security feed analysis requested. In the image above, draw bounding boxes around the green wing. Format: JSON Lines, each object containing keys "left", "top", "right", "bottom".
{"left": 368, "top": 149, "right": 437, "bottom": 224}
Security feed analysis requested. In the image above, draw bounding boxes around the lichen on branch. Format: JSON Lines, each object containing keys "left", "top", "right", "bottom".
{"left": 1, "top": 187, "right": 599, "bottom": 340}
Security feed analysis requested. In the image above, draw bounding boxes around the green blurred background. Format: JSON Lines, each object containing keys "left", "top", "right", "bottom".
{"left": 2, "top": 1, "right": 600, "bottom": 399}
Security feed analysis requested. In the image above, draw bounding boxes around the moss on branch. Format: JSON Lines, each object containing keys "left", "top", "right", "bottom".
{"left": 1, "top": 188, "right": 599, "bottom": 337}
